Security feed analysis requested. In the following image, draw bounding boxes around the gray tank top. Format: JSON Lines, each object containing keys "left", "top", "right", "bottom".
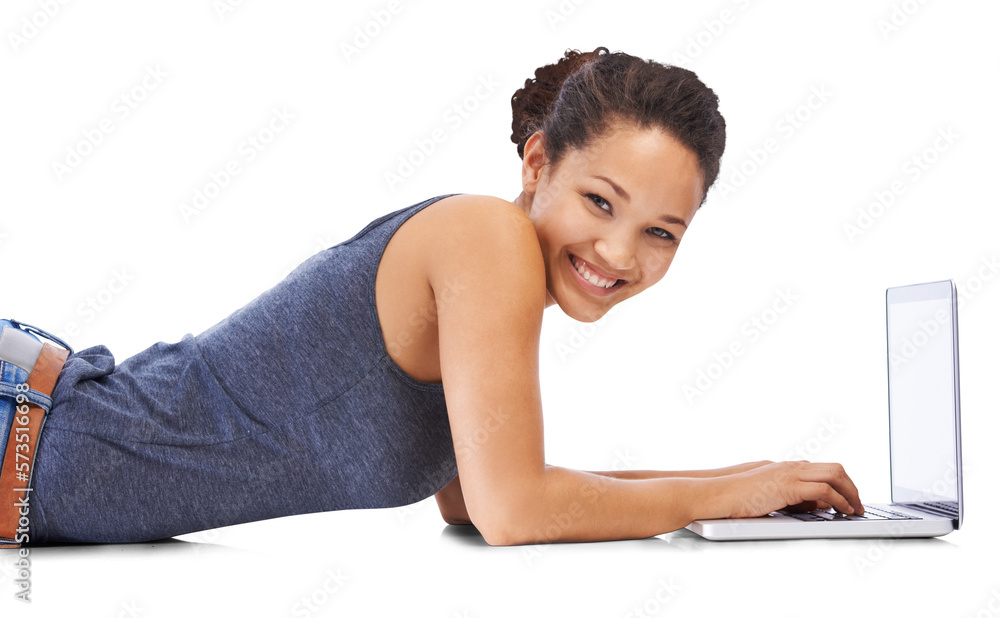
{"left": 35, "top": 193, "right": 464, "bottom": 541}
{"left": 193, "top": 193, "right": 465, "bottom": 508}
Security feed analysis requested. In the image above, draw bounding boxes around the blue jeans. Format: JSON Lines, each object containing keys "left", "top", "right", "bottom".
{"left": 1, "top": 319, "right": 68, "bottom": 545}
{"left": 0, "top": 355, "right": 33, "bottom": 469}
{"left": 1, "top": 321, "right": 59, "bottom": 456}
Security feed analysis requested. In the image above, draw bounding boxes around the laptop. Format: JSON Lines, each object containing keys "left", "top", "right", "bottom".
{"left": 686, "top": 279, "right": 963, "bottom": 540}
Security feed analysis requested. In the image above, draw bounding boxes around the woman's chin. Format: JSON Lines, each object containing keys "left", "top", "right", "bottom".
{"left": 562, "top": 298, "right": 611, "bottom": 323}
{"left": 550, "top": 281, "right": 625, "bottom": 322}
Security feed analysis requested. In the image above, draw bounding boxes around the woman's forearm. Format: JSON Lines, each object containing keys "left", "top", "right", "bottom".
{"left": 582, "top": 460, "right": 772, "bottom": 480}
{"left": 494, "top": 465, "right": 734, "bottom": 545}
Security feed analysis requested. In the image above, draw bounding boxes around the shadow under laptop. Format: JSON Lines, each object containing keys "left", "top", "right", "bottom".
{"left": 667, "top": 526, "right": 960, "bottom": 550}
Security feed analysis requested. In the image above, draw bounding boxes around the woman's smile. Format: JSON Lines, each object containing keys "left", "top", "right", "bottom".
{"left": 567, "top": 253, "right": 626, "bottom": 297}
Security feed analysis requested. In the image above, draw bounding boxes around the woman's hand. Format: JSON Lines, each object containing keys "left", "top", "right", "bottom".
{"left": 721, "top": 460, "right": 864, "bottom": 519}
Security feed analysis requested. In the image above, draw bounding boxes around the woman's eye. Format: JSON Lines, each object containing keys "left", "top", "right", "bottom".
{"left": 586, "top": 192, "right": 676, "bottom": 241}
{"left": 649, "top": 227, "right": 676, "bottom": 241}
{"left": 587, "top": 193, "right": 611, "bottom": 212}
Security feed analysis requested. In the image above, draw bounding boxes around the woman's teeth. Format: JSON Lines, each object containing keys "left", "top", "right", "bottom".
{"left": 571, "top": 255, "right": 619, "bottom": 289}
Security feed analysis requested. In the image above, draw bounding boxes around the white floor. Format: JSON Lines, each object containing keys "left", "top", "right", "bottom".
{"left": 1, "top": 500, "right": 991, "bottom": 617}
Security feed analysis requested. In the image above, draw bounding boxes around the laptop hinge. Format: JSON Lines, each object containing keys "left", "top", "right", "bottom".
{"left": 897, "top": 502, "right": 957, "bottom": 520}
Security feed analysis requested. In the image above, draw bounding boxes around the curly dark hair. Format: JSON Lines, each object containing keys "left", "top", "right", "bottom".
{"left": 510, "top": 46, "right": 726, "bottom": 204}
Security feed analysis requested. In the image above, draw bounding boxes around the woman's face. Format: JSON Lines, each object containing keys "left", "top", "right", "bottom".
{"left": 515, "top": 124, "right": 705, "bottom": 322}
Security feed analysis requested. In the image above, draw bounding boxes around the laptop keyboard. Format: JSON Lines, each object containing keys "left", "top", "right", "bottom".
{"left": 923, "top": 501, "right": 959, "bottom": 517}
{"left": 776, "top": 505, "right": 921, "bottom": 522}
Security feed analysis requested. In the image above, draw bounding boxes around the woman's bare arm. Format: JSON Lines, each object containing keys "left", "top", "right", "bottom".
{"left": 582, "top": 461, "right": 774, "bottom": 480}
{"left": 427, "top": 195, "right": 862, "bottom": 545}
{"left": 433, "top": 461, "right": 772, "bottom": 525}
{"left": 434, "top": 475, "right": 472, "bottom": 525}
{"left": 434, "top": 460, "right": 848, "bottom": 531}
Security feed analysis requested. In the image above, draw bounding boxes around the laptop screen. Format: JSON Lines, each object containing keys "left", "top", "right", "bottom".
{"left": 886, "top": 281, "right": 961, "bottom": 517}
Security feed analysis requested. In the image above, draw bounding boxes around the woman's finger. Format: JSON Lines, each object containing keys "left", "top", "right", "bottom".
{"left": 800, "top": 482, "right": 855, "bottom": 514}
{"left": 798, "top": 463, "right": 864, "bottom": 513}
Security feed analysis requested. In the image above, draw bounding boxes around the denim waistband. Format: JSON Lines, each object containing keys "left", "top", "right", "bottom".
{"left": 2, "top": 319, "right": 74, "bottom": 357}
{"left": 0, "top": 359, "right": 53, "bottom": 487}
{"left": 0, "top": 361, "right": 54, "bottom": 412}
{"left": 0, "top": 322, "right": 60, "bottom": 465}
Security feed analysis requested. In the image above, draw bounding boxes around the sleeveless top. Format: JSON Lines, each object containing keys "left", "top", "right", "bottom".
{"left": 33, "top": 193, "right": 464, "bottom": 542}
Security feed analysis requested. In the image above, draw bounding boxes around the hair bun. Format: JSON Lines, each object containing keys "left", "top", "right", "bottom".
{"left": 510, "top": 46, "right": 609, "bottom": 159}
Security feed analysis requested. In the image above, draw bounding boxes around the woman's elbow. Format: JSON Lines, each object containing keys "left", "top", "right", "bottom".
{"left": 440, "top": 513, "right": 473, "bottom": 526}
{"left": 480, "top": 526, "right": 529, "bottom": 547}
{"left": 437, "top": 504, "right": 522, "bottom": 544}
{"left": 467, "top": 502, "right": 539, "bottom": 546}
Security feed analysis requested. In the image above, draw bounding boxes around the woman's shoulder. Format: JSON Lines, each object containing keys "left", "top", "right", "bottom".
{"left": 412, "top": 193, "right": 537, "bottom": 253}
{"left": 409, "top": 192, "right": 543, "bottom": 289}
{"left": 421, "top": 193, "right": 531, "bottom": 228}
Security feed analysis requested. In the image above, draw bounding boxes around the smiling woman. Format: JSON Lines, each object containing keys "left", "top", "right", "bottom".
{"left": 514, "top": 125, "right": 704, "bottom": 321}
{"left": 2, "top": 46, "right": 866, "bottom": 549}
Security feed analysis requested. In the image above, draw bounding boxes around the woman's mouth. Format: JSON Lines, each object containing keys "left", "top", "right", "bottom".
{"left": 568, "top": 253, "right": 625, "bottom": 296}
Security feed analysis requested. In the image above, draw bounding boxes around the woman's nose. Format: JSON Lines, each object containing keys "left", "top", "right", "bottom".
{"left": 594, "top": 236, "right": 636, "bottom": 271}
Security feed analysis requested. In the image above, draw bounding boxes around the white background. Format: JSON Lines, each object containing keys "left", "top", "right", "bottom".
{"left": 2, "top": 0, "right": 998, "bottom": 616}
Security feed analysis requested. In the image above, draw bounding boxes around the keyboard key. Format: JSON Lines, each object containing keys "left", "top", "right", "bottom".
{"left": 775, "top": 505, "right": 921, "bottom": 521}
{"left": 856, "top": 505, "right": 919, "bottom": 520}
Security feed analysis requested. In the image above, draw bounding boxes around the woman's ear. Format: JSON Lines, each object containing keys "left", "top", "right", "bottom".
{"left": 520, "top": 131, "right": 548, "bottom": 194}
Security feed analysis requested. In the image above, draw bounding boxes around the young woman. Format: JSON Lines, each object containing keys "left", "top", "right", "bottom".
{"left": 3, "top": 46, "right": 863, "bottom": 547}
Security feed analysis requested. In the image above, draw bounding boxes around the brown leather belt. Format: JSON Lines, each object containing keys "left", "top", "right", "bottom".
{"left": 0, "top": 341, "right": 70, "bottom": 548}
